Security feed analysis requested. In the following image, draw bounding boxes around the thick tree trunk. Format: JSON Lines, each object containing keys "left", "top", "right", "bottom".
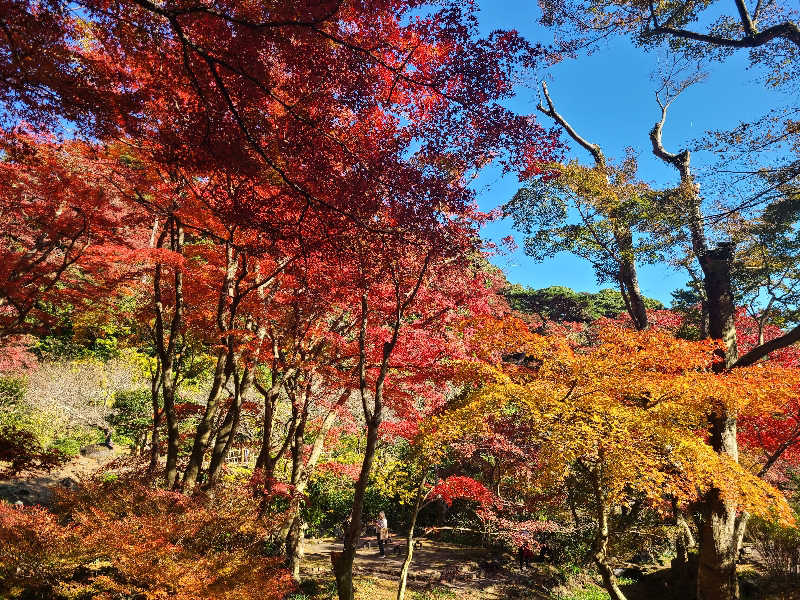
{"left": 615, "top": 228, "right": 648, "bottom": 331}
{"left": 703, "top": 243, "right": 738, "bottom": 365}
{"left": 286, "top": 515, "right": 304, "bottom": 582}
{"left": 332, "top": 551, "right": 354, "bottom": 600}
{"left": 397, "top": 474, "right": 427, "bottom": 600}
{"left": 697, "top": 243, "right": 741, "bottom": 600}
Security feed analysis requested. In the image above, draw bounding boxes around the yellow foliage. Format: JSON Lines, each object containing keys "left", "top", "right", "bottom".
{"left": 422, "top": 320, "right": 797, "bottom": 524}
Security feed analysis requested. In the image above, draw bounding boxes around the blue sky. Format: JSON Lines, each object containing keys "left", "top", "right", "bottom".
{"left": 471, "top": 1, "right": 788, "bottom": 305}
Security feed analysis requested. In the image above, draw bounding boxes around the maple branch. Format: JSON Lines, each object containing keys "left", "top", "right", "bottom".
{"left": 730, "top": 324, "right": 800, "bottom": 368}
{"left": 358, "top": 293, "right": 371, "bottom": 422}
{"left": 129, "top": 0, "right": 344, "bottom": 31}
{"left": 757, "top": 422, "right": 800, "bottom": 478}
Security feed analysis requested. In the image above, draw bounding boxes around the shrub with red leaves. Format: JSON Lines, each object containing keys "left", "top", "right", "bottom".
{"left": 0, "top": 425, "right": 68, "bottom": 478}
{"left": 0, "top": 474, "right": 296, "bottom": 599}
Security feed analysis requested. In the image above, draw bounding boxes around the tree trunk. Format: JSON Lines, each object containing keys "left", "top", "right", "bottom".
{"left": 286, "top": 515, "right": 305, "bottom": 582}
{"left": 163, "top": 378, "right": 180, "bottom": 489}
{"left": 282, "top": 402, "right": 340, "bottom": 580}
{"left": 204, "top": 367, "right": 252, "bottom": 487}
{"left": 697, "top": 243, "right": 741, "bottom": 600}
{"left": 152, "top": 216, "right": 184, "bottom": 490}
{"left": 591, "top": 470, "right": 628, "bottom": 600}
{"left": 397, "top": 474, "right": 427, "bottom": 600}
{"left": 182, "top": 243, "right": 239, "bottom": 490}
{"left": 336, "top": 411, "right": 380, "bottom": 600}
{"left": 331, "top": 551, "right": 354, "bottom": 600}
{"left": 697, "top": 487, "right": 739, "bottom": 600}
{"left": 181, "top": 349, "right": 230, "bottom": 490}
{"left": 148, "top": 363, "right": 162, "bottom": 474}
{"left": 615, "top": 226, "right": 648, "bottom": 331}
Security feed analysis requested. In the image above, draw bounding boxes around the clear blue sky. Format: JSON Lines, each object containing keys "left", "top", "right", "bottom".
{"left": 471, "top": 1, "right": 786, "bottom": 305}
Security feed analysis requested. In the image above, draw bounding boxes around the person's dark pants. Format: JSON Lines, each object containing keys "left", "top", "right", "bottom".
{"left": 377, "top": 537, "right": 385, "bottom": 555}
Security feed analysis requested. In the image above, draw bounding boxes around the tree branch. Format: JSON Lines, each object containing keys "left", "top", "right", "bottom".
{"left": 536, "top": 82, "right": 604, "bottom": 167}
{"left": 730, "top": 323, "right": 800, "bottom": 368}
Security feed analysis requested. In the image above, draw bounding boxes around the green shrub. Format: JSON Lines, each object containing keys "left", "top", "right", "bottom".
{"left": 749, "top": 515, "right": 800, "bottom": 578}
{"left": 108, "top": 389, "right": 153, "bottom": 451}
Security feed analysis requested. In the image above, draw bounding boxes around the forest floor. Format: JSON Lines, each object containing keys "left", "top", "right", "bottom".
{"left": 3, "top": 455, "right": 799, "bottom": 600}
{"left": 302, "top": 537, "right": 537, "bottom": 599}
{"left": 0, "top": 448, "right": 123, "bottom": 506}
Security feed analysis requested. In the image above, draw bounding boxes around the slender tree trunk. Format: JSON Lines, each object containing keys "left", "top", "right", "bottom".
{"left": 182, "top": 242, "right": 238, "bottom": 490}
{"left": 182, "top": 350, "right": 230, "bottom": 489}
{"left": 588, "top": 465, "right": 628, "bottom": 600}
{"left": 205, "top": 368, "right": 252, "bottom": 487}
{"left": 254, "top": 381, "right": 278, "bottom": 472}
{"left": 336, "top": 293, "right": 388, "bottom": 600}
{"left": 163, "top": 378, "right": 180, "bottom": 488}
{"left": 397, "top": 474, "right": 427, "bottom": 600}
{"left": 148, "top": 362, "right": 162, "bottom": 474}
{"left": 335, "top": 411, "right": 380, "bottom": 600}
{"left": 282, "top": 403, "right": 341, "bottom": 581}
{"left": 335, "top": 260, "right": 427, "bottom": 600}
{"left": 152, "top": 216, "right": 184, "bottom": 490}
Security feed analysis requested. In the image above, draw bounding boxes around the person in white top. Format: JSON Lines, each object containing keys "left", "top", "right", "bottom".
{"left": 375, "top": 511, "right": 389, "bottom": 557}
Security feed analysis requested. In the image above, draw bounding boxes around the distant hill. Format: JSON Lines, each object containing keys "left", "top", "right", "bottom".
{"left": 503, "top": 285, "right": 663, "bottom": 323}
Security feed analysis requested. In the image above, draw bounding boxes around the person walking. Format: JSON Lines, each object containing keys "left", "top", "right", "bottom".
{"left": 375, "top": 511, "right": 389, "bottom": 557}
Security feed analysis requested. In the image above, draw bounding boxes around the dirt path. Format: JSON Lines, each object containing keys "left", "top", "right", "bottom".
{"left": 0, "top": 450, "right": 121, "bottom": 506}
{"left": 301, "top": 537, "right": 552, "bottom": 598}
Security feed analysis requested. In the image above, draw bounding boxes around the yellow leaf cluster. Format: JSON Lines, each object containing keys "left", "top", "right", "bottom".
{"left": 423, "top": 320, "right": 797, "bottom": 523}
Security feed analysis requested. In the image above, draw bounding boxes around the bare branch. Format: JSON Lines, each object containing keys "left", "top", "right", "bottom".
{"left": 537, "top": 82, "right": 605, "bottom": 167}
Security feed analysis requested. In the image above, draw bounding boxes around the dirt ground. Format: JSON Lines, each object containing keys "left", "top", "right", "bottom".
{"left": 0, "top": 450, "right": 121, "bottom": 506}
{"left": 300, "top": 537, "right": 556, "bottom": 599}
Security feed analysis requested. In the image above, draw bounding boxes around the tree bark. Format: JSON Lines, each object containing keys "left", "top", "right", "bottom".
{"left": 590, "top": 467, "right": 628, "bottom": 600}
{"left": 182, "top": 241, "right": 239, "bottom": 490}
{"left": 205, "top": 366, "right": 253, "bottom": 487}
{"left": 697, "top": 244, "right": 741, "bottom": 600}
{"left": 397, "top": 473, "right": 427, "bottom": 600}
{"left": 286, "top": 515, "right": 305, "bottom": 581}
{"left": 148, "top": 361, "right": 162, "bottom": 474}
{"left": 162, "top": 368, "right": 180, "bottom": 488}
{"left": 153, "top": 217, "right": 184, "bottom": 490}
